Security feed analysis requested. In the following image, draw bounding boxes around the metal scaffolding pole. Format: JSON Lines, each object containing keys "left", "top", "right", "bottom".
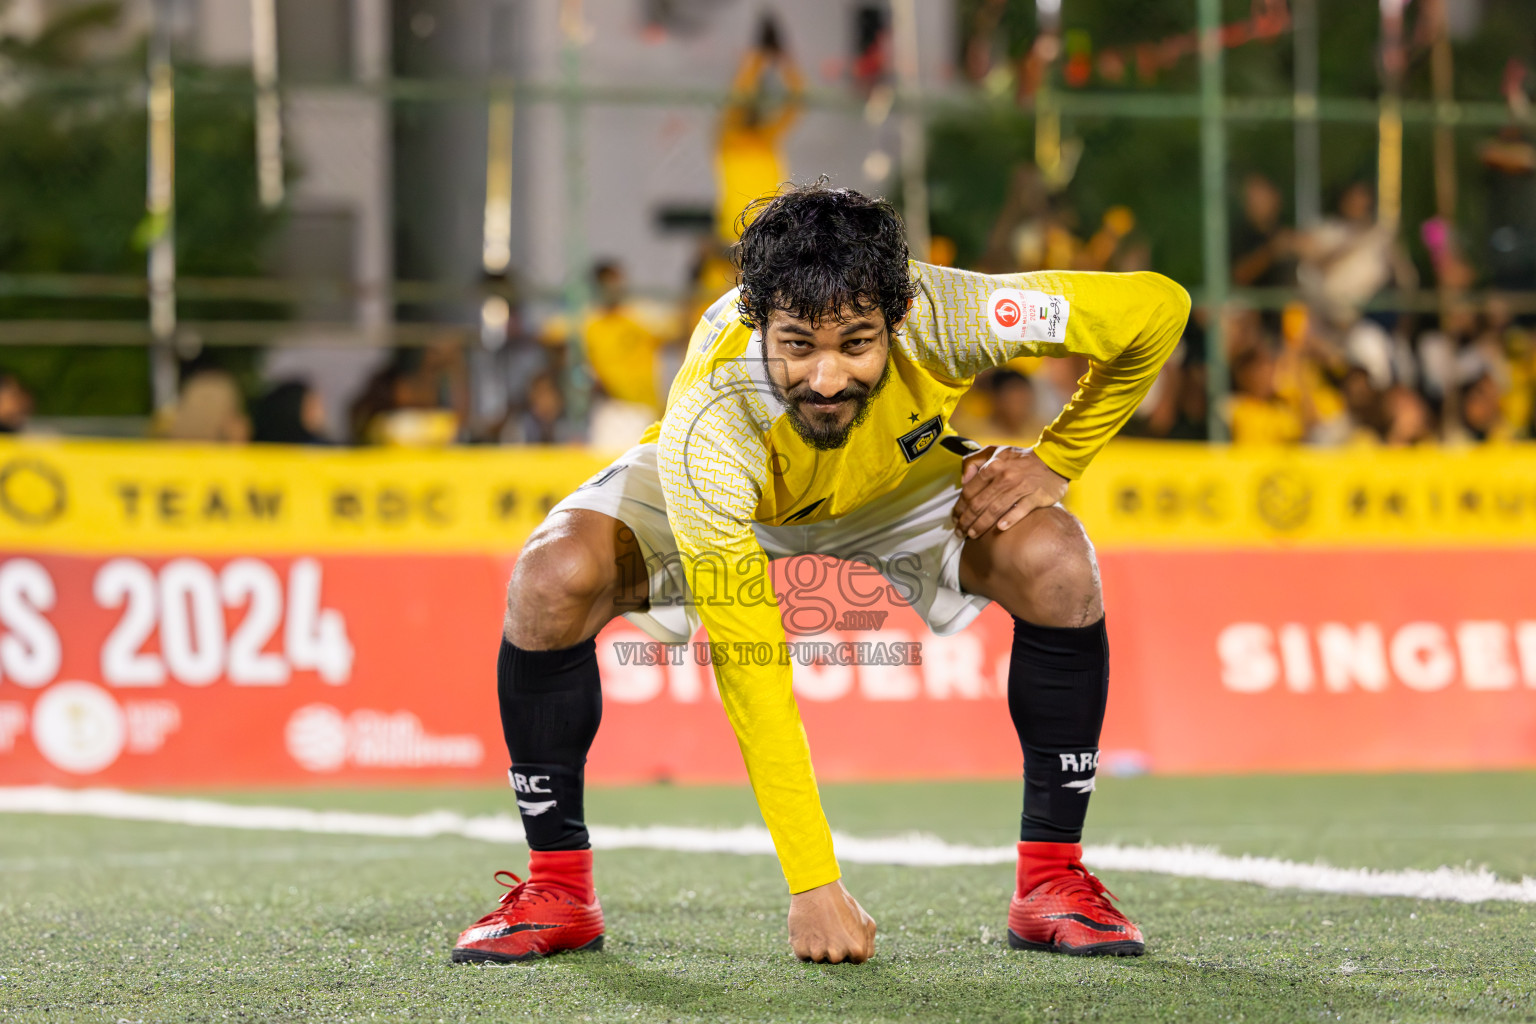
{"left": 1032, "top": 0, "right": 1066, "bottom": 189}
{"left": 1293, "top": 0, "right": 1320, "bottom": 229}
{"left": 1428, "top": 0, "right": 1459, "bottom": 227}
{"left": 250, "top": 0, "right": 284, "bottom": 209}
{"left": 1378, "top": 0, "right": 1407, "bottom": 231}
{"left": 1199, "top": 0, "right": 1229, "bottom": 442}
{"left": 482, "top": 92, "right": 515, "bottom": 276}
{"left": 890, "top": 0, "right": 929, "bottom": 261}
{"left": 559, "top": 0, "right": 591, "bottom": 424}
{"left": 146, "top": 0, "right": 177, "bottom": 412}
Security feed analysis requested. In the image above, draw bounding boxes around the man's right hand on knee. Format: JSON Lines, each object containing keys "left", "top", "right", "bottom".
{"left": 787, "top": 879, "right": 877, "bottom": 964}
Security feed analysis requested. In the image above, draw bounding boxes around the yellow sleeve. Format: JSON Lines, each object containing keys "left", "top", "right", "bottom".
{"left": 1029, "top": 271, "right": 1191, "bottom": 479}
{"left": 906, "top": 264, "right": 1191, "bottom": 480}
{"left": 655, "top": 368, "right": 840, "bottom": 894}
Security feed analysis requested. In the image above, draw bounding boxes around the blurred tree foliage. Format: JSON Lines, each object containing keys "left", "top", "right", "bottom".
{"left": 935, "top": 0, "right": 1536, "bottom": 287}
{"left": 0, "top": 1, "right": 285, "bottom": 417}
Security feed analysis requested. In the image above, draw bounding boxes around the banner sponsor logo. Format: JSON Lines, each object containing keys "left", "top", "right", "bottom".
{"left": 1100, "top": 549, "right": 1536, "bottom": 774}
{"left": 0, "top": 458, "right": 68, "bottom": 525}
{"left": 1073, "top": 442, "right": 1536, "bottom": 547}
{"left": 19, "top": 681, "right": 181, "bottom": 774}
{"left": 285, "top": 704, "right": 483, "bottom": 773}
{"left": 31, "top": 681, "right": 124, "bottom": 774}
{"left": 1218, "top": 620, "right": 1536, "bottom": 695}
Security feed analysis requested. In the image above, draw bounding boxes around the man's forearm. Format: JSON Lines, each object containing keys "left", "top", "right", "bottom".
{"left": 680, "top": 545, "right": 841, "bottom": 893}
{"left": 709, "top": 635, "right": 841, "bottom": 893}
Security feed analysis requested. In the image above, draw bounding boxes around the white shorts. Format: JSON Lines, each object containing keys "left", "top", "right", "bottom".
{"left": 548, "top": 442, "right": 991, "bottom": 643}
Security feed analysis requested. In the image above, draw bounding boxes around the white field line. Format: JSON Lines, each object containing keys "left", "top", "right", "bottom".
{"left": 0, "top": 842, "right": 433, "bottom": 873}
{"left": 3, "top": 786, "right": 1534, "bottom": 904}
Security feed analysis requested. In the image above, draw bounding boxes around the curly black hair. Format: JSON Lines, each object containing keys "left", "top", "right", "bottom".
{"left": 734, "top": 179, "right": 916, "bottom": 332}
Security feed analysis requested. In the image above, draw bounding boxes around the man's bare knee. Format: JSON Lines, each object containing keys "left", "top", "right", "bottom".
{"left": 504, "top": 522, "right": 616, "bottom": 650}
{"left": 1004, "top": 508, "right": 1102, "bottom": 627}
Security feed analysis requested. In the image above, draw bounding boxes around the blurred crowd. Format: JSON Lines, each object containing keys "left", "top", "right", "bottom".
{"left": 1, "top": 18, "right": 1530, "bottom": 453}
{"left": 954, "top": 162, "right": 1536, "bottom": 449}
{"left": 136, "top": 121, "right": 1529, "bottom": 453}
{"left": 7, "top": 166, "right": 1530, "bottom": 452}
{"left": 1185, "top": 168, "right": 1532, "bottom": 447}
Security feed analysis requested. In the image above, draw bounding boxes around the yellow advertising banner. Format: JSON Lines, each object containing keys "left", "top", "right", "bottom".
{"left": 1070, "top": 441, "right": 1536, "bottom": 549}
{"left": 0, "top": 437, "right": 1532, "bottom": 554}
{"left": 0, "top": 438, "right": 612, "bottom": 555}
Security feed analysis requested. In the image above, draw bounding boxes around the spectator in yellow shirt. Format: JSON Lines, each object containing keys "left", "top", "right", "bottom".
{"left": 1461, "top": 373, "right": 1511, "bottom": 443}
{"left": 716, "top": 16, "right": 804, "bottom": 242}
{"left": 573, "top": 260, "right": 679, "bottom": 415}
{"left": 1229, "top": 345, "right": 1306, "bottom": 444}
{"left": 539, "top": 262, "right": 681, "bottom": 449}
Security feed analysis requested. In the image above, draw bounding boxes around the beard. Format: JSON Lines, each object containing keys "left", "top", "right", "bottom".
{"left": 765, "top": 355, "right": 892, "bottom": 451}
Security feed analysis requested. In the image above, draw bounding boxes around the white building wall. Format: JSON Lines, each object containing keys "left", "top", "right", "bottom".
{"left": 186, "top": 0, "right": 394, "bottom": 437}
{"left": 49, "top": 0, "right": 955, "bottom": 316}
{"left": 518, "top": 0, "right": 957, "bottom": 301}
{"left": 188, "top": 0, "right": 392, "bottom": 333}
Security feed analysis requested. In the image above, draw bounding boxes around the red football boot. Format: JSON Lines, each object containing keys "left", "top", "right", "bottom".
{"left": 1007, "top": 841, "right": 1144, "bottom": 956}
{"left": 451, "top": 849, "right": 605, "bottom": 963}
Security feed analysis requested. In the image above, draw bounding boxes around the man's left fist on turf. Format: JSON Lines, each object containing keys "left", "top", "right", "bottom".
{"left": 787, "top": 879, "right": 877, "bottom": 964}
{"left": 954, "top": 446, "right": 1070, "bottom": 538}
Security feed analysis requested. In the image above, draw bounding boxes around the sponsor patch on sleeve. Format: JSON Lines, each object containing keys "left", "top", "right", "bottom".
{"left": 987, "top": 288, "right": 1070, "bottom": 343}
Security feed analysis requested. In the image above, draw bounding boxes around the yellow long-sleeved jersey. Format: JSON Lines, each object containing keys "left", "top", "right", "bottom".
{"left": 642, "top": 263, "right": 1191, "bottom": 892}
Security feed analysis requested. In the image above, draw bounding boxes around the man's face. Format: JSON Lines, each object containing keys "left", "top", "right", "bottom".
{"left": 1339, "top": 184, "right": 1374, "bottom": 223}
{"left": 762, "top": 305, "right": 893, "bottom": 450}
{"left": 1234, "top": 351, "right": 1275, "bottom": 399}
{"left": 1244, "top": 176, "right": 1281, "bottom": 229}
{"left": 595, "top": 268, "right": 625, "bottom": 308}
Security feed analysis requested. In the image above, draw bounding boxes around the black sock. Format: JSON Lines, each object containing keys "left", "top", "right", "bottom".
{"left": 1008, "top": 615, "right": 1110, "bottom": 844}
{"left": 497, "top": 636, "right": 602, "bottom": 850}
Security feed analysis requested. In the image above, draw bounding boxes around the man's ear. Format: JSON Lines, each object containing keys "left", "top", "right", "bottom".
{"left": 889, "top": 297, "right": 915, "bottom": 334}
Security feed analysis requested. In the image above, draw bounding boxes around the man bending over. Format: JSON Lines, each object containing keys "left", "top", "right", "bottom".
{"left": 452, "top": 181, "right": 1189, "bottom": 965}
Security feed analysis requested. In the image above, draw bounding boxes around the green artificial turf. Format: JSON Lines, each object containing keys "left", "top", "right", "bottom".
{"left": 1, "top": 773, "right": 1533, "bottom": 1023}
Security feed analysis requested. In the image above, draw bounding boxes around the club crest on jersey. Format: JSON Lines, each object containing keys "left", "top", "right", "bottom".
{"left": 898, "top": 415, "right": 943, "bottom": 463}
{"left": 987, "top": 288, "right": 1070, "bottom": 343}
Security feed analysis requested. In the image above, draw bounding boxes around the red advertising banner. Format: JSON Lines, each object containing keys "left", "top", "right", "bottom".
{"left": 0, "top": 548, "right": 1531, "bottom": 786}
{"left": 0, "top": 553, "right": 509, "bottom": 786}
{"left": 1101, "top": 548, "right": 1536, "bottom": 774}
{"left": 1, "top": 438, "right": 1533, "bottom": 785}
{"left": 0, "top": 550, "right": 1024, "bottom": 786}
